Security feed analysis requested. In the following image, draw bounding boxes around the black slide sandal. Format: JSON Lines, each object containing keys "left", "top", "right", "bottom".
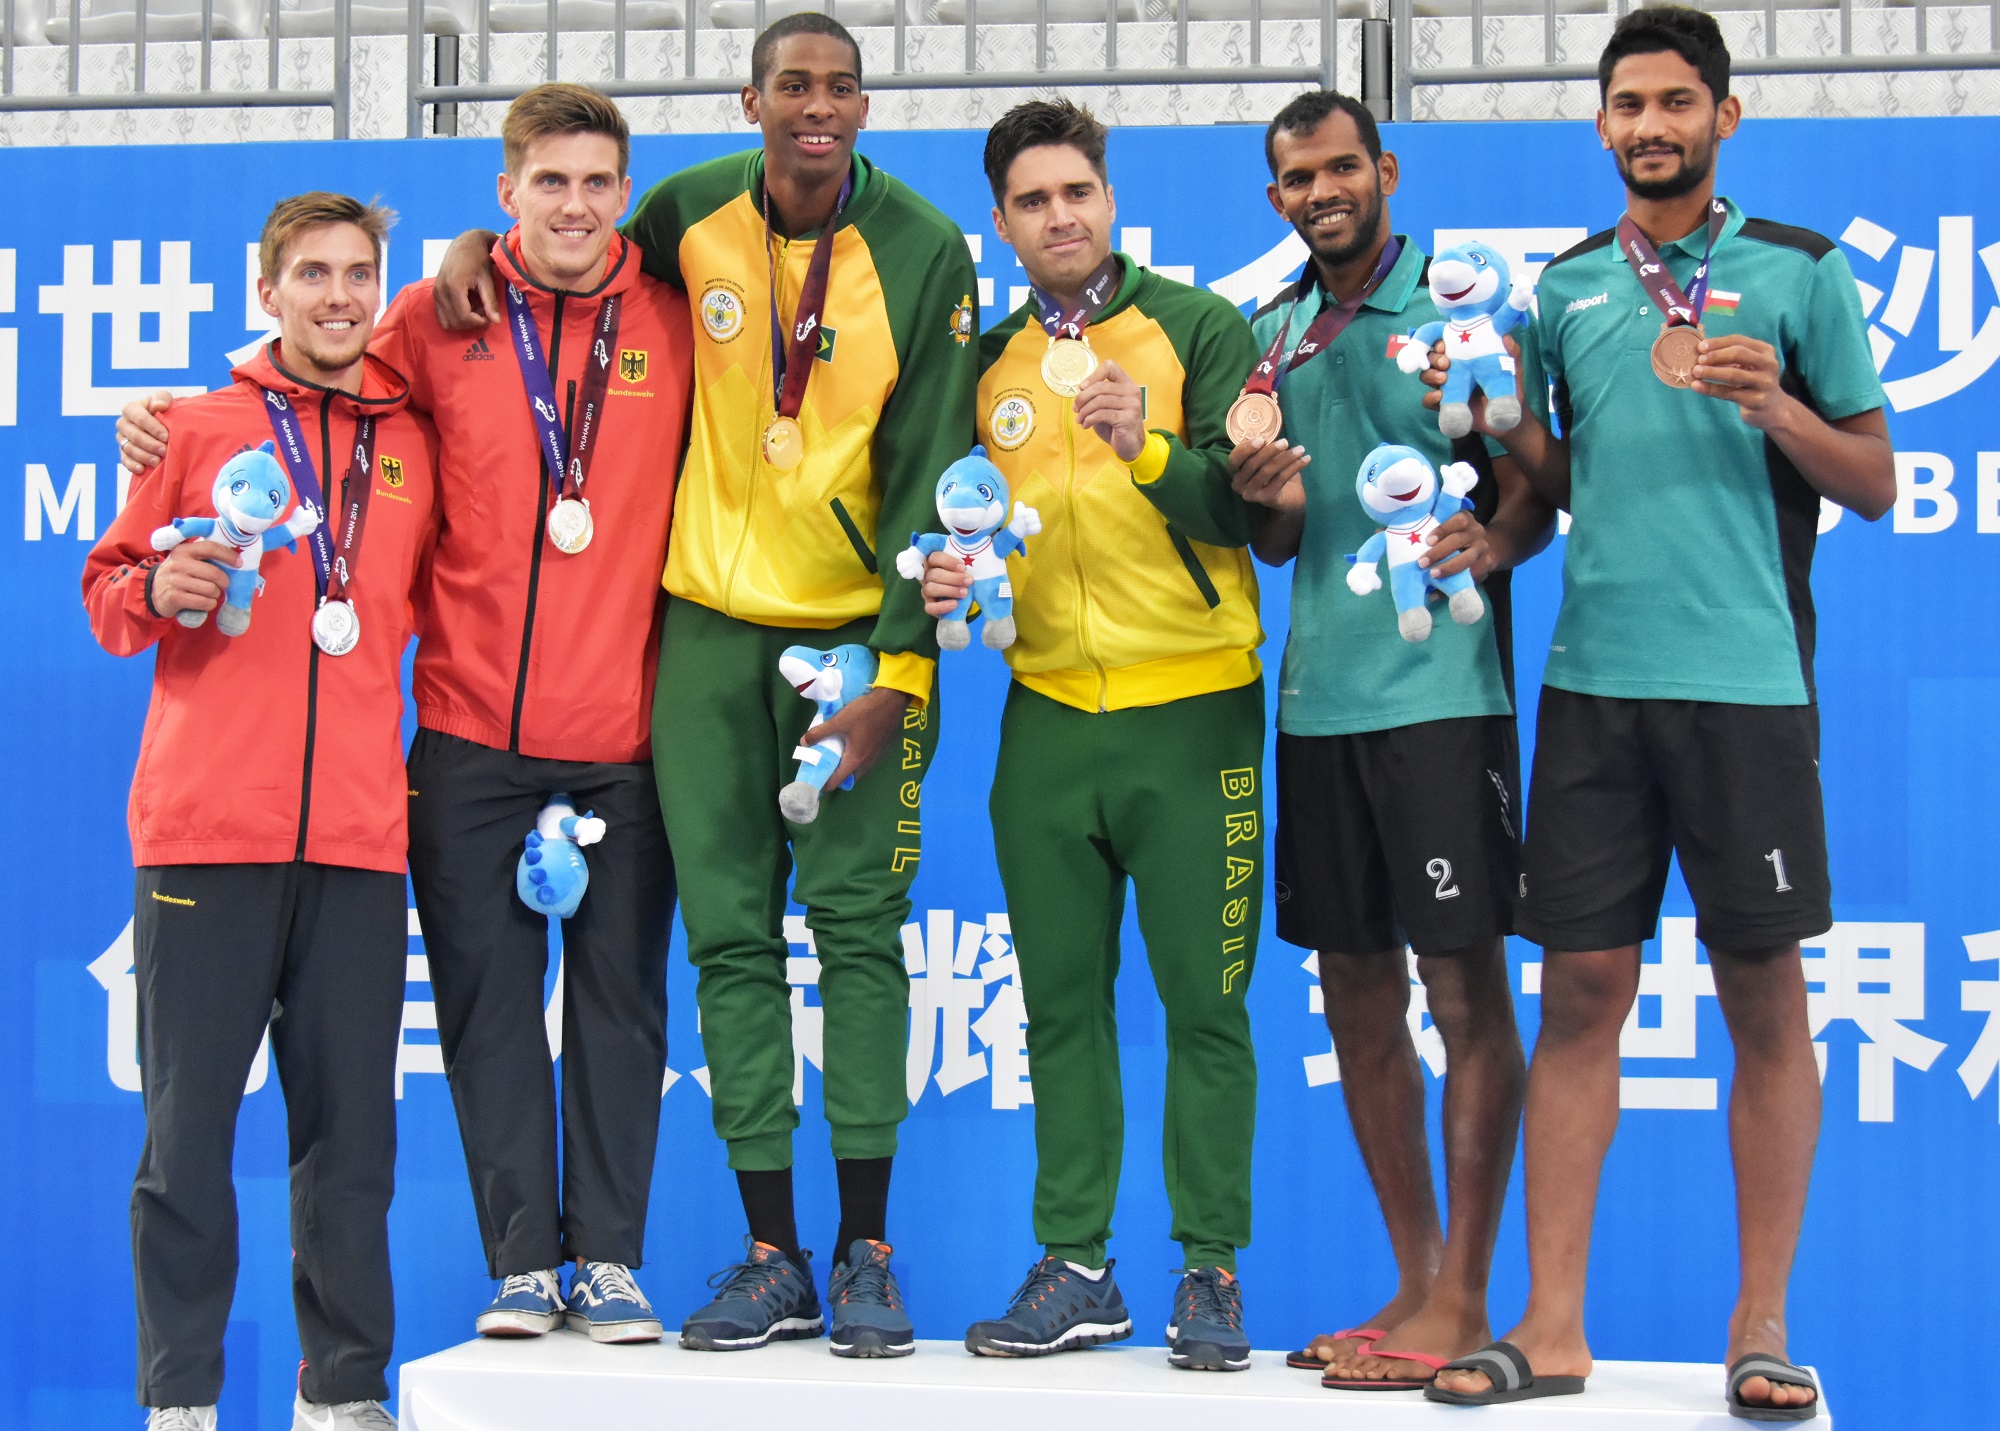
{"left": 1727, "top": 1353, "right": 1820, "bottom": 1421}
{"left": 1422, "top": 1340, "right": 1587, "bottom": 1405}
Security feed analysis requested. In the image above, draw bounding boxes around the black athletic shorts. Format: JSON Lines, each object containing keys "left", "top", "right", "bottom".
{"left": 1274, "top": 715, "right": 1521, "bottom": 957}
{"left": 1518, "top": 687, "right": 1832, "bottom": 953}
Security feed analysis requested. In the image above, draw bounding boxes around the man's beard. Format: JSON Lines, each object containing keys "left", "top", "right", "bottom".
{"left": 1295, "top": 184, "right": 1387, "bottom": 270}
{"left": 1616, "top": 135, "right": 1715, "bottom": 201}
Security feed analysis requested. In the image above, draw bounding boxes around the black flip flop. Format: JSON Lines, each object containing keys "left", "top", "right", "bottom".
{"left": 1727, "top": 1353, "right": 1820, "bottom": 1421}
{"left": 1285, "top": 1326, "right": 1383, "bottom": 1370}
{"left": 1422, "top": 1340, "right": 1586, "bottom": 1405}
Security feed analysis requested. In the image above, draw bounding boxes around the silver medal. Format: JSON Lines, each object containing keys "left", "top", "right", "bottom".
{"left": 311, "top": 598, "right": 360, "bottom": 656}
{"left": 548, "top": 497, "right": 594, "bottom": 554}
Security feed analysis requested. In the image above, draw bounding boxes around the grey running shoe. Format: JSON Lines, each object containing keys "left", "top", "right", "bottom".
{"left": 965, "top": 1255, "right": 1134, "bottom": 1357}
{"left": 146, "top": 1410, "right": 216, "bottom": 1431}
{"left": 827, "top": 1239, "right": 916, "bottom": 1358}
{"left": 680, "top": 1239, "right": 824, "bottom": 1351}
{"left": 1166, "top": 1267, "right": 1251, "bottom": 1371}
{"left": 291, "top": 1396, "right": 397, "bottom": 1430}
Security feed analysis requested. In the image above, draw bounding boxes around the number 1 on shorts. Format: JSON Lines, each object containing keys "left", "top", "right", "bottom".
{"left": 1764, "top": 847, "right": 1792, "bottom": 892}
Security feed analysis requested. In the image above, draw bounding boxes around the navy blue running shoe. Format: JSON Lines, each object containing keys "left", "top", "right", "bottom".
{"left": 1166, "top": 1267, "right": 1251, "bottom": 1371}
{"left": 826, "top": 1239, "right": 916, "bottom": 1358}
{"left": 565, "top": 1261, "right": 663, "bottom": 1344}
{"left": 965, "top": 1256, "right": 1134, "bottom": 1357}
{"left": 679, "top": 1239, "right": 824, "bottom": 1351}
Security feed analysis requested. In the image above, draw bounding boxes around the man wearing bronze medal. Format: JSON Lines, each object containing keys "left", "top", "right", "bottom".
{"left": 1228, "top": 90, "right": 1554, "bottom": 1393}
{"left": 1421, "top": 8, "right": 1893, "bottom": 1416}
{"left": 434, "top": 17, "right": 977, "bottom": 1356}
{"left": 87, "top": 194, "right": 439, "bottom": 1431}
{"left": 919, "top": 101, "right": 1267, "bottom": 1370}
{"left": 121, "top": 86, "right": 697, "bottom": 1347}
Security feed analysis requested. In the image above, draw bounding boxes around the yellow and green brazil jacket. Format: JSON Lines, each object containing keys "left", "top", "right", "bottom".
{"left": 977, "top": 252, "right": 1265, "bottom": 713}
{"left": 625, "top": 150, "right": 979, "bottom": 704}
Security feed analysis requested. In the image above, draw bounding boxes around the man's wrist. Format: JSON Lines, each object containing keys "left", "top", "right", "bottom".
{"left": 1127, "top": 431, "right": 1172, "bottom": 483}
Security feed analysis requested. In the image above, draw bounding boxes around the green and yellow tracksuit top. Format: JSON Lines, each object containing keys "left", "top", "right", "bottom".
{"left": 977, "top": 253, "right": 1264, "bottom": 712}
{"left": 624, "top": 151, "right": 979, "bottom": 703}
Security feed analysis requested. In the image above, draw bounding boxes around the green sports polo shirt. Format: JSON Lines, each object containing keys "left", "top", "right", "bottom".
{"left": 1253, "top": 236, "right": 1514, "bottom": 737}
{"left": 1523, "top": 198, "right": 1885, "bottom": 705}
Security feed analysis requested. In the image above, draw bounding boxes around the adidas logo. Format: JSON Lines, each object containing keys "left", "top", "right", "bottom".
{"left": 462, "top": 337, "right": 496, "bottom": 361}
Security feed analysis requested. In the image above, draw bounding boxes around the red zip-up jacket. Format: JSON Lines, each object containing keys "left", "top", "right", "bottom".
{"left": 372, "top": 231, "right": 693, "bottom": 764}
{"left": 82, "top": 346, "right": 440, "bottom": 873}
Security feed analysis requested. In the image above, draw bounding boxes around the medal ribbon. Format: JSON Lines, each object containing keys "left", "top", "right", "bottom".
{"left": 1616, "top": 197, "right": 1728, "bottom": 329}
{"left": 765, "top": 173, "right": 852, "bottom": 422}
{"left": 1029, "top": 252, "right": 1124, "bottom": 341}
{"left": 1246, "top": 236, "right": 1403, "bottom": 396}
{"left": 503, "top": 280, "right": 623, "bottom": 504}
{"left": 261, "top": 385, "right": 375, "bottom": 603}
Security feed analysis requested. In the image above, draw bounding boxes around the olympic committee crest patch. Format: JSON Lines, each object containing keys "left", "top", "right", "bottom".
{"left": 700, "top": 283, "right": 745, "bottom": 342}
{"left": 379, "top": 456, "right": 405, "bottom": 488}
{"left": 619, "top": 348, "right": 648, "bottom": 382}
{"left": 988, "top": 390, "right": 1036, "bottom": 451}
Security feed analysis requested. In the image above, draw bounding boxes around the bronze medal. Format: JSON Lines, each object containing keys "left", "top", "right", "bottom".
{"left": 1225, "top": 390, "right": 1284, "bottom": 446}
{"left": 548, "top": 496, "right": 594, "bottom": 554}
{"left": 763, "top": 415, "right": 804, "bottom": 471}
{"left": 1041, "top": 336, "right": 1098, "bottom": 398}
{"left": 1650, "top": 322, "right": 1704, "bottom": 388}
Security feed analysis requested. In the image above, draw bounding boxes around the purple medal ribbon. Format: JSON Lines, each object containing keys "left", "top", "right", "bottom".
{"left": 765, "top": 174, "right": 851, "bottom": 420}
{"left": 262, "top": 385, "right": 376, "bottom": 602}
{"left": 1029, "top": 252, "right": 1123, "bottom": 340}
{"left": 503, "top": 280, "right": 622, "bottom": 502}
{"left": 1617, "top": 196, "right": 1728, "bottom": 329}
{"left": 1248, "top": 236, "right": 1404, "bottom": 396}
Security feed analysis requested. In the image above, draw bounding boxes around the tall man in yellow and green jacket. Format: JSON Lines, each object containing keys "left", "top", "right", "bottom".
{"left": 432, "top": 15, "right": 977, "bottom": 1359}
{"left": 921, "top": 101, "right": 1266, "bottom": 1373}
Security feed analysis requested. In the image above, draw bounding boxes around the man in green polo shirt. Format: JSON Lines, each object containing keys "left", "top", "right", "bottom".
{"left": 1228, "top": 90, "right": 1553, "bottom": 1391}
{"left": 1424, "top": 7, "right": 1892, "bottom": 1416}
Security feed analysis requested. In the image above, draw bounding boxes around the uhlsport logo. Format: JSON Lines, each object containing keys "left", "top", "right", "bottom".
{"left": 988, "top": 390, "right": 1036, "bottom": 451}
{"left": 700, "top": 284, "right": 745, "bottom": 343}
{"left": 619, "top": 348, "right": 648, "bottom": 382}
{"left": 379, "top": 456, "right": 404, "bottom": 488}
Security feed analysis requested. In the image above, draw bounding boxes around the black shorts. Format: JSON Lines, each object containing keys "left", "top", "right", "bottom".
{"left": 1274, "top": 716, "right": 1521, "bottom": 957}
{"left": 1518, "top": 688, "right": 1832, "bottom": 953}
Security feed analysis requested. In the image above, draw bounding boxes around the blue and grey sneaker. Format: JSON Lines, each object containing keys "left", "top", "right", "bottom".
{"left": 475, "top": 1268, "right": 564, "bottom": 1337}
{"left": 1166, "top": 1267, "right": 1251, "bottom": 1371}
{"left": 679, "top": 1239, "right": 824, "bottom": 1351}
{"left": 826, "top": 1239, "right": 916, "bottom": 1358}
{"left": 566, "top": 1261, "right": 664, "bottom": 1343}
{"left": 965, "top": 1255, "right": 1134, "bottom": 1357}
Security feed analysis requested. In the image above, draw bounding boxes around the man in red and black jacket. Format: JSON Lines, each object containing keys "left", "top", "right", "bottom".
{"left": 87, "top": 193, "right": 438, "bottom": 1431}
{"left": 122, "top": 85, "right": 694, "bottom": 1344}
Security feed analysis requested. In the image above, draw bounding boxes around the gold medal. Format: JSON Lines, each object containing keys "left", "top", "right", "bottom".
{"left": 763, "top": 415, "right": 804, "bottom": 471}
{"left": 1650, "top": 322, "right": 1704, "bottom": 388}
{"left": 548, "top": 496, "right": 593, "bottom": 554}
{"left": 1041, "top": 336, "right": 1098, "bottom": 397}
{"left": 1225, "top": 390, "right": 1284, "bottom": 446}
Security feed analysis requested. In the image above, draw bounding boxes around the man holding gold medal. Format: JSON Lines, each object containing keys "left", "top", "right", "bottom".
{"left": 919, "top": 100, "right": 1267, "bottom": 1371}
{"left": 1421, "top": 7, "right": 1893, "bottom": 1413}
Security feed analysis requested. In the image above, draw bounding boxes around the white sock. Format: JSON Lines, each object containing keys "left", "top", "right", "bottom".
{"left": 1064, "top": 1261, "right": 1107, "bottom": 1281}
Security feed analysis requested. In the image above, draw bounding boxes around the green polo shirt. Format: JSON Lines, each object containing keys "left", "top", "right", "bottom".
{"left": 1523, "top": 198, "right": 1885, "bottom": 705}
{"left": 1254, "top": 236, "right": 1514, "bottom": 737}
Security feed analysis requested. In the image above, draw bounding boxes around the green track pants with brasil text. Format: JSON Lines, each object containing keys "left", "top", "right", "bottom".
{"left": 991, "top": 678, "right": 1265, "bottom": 1272}
{"left": 652, "top": 596, "right": 938, "bottom": 1172}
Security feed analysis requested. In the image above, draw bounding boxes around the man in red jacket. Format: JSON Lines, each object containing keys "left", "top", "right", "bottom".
{"left": 115, "top": 85, "right": 695, "bottom": 1344}
{"left": 87, "top": 192, "right": 438, "bottom": 1431}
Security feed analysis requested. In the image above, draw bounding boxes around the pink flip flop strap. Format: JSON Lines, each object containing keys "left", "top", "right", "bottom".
{"left": 1364, "top": 1346, "right": 1452, "bottom": 1371}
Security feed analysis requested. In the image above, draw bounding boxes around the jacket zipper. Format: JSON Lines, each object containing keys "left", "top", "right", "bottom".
{"left": 508, "top": 293, "right": 565, "bottom": 752}
{"left": 294, "top": 398, "right": 334, "bottom": 860}
{"left": 1060, "top": 414, "right": 1109, "bottom": 712}
{"left": 725, "top": 234, "right": 786, "bottom": 611}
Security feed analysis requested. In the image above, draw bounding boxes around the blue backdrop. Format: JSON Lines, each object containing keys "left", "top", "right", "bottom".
{"left": 2, "top": 116, "right": 1995, "bottom": 1431}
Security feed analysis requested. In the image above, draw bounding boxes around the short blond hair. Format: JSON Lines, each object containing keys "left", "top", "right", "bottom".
{"left": 259, "top": 191, "right": 396, "bottom": 283}
{"left": 502, "top": 83, "right": 630, "bottom": 178}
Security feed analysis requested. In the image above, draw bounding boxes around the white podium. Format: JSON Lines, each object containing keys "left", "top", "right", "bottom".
{"left": 400, "top": 1335, "right": 1825, "bottom": 1429}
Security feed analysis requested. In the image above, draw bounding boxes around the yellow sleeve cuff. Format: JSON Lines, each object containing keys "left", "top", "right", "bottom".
{"left": 1127, "top": 430, "right": 1172, "bottom": 485}
{"left": 874, "top": 651, "right": 936, "bottom": 708}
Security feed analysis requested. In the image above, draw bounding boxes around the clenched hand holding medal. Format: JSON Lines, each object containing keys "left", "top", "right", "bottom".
{"left": 1618, "top": 196, "right": 1726, "bottom": 389}
{"left": 1226, "top": 237, "right": 1403, "bottom": 446}
{"left": 762, "top": 175, "right": 851, "bottom": 472}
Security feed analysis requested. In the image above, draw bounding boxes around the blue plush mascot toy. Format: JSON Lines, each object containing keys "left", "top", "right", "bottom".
{"left": 149, "top": 441, "right": 322, "bottom": 637}
{"left": 1346, "top": 444, "right": 1487, "bottom": 644}
{"left": 894, "top": 445, "right": 1041, "bottom": 651}
{"left": 1394, "top": 241, "right": 1533, "bottom": 440}
{"left": 778, "top": 643, "right": 879, "bottom": 825}
{"left": 515, "top": 794, "right": 606, "bottom": 920}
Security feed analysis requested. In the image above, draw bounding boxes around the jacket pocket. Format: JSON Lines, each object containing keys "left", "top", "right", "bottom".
{"left": 829, "top": 498, "right": 878, "bottom": 575}
{"left": 1166, "top": 525, "right": 1221, "bottom": 610}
